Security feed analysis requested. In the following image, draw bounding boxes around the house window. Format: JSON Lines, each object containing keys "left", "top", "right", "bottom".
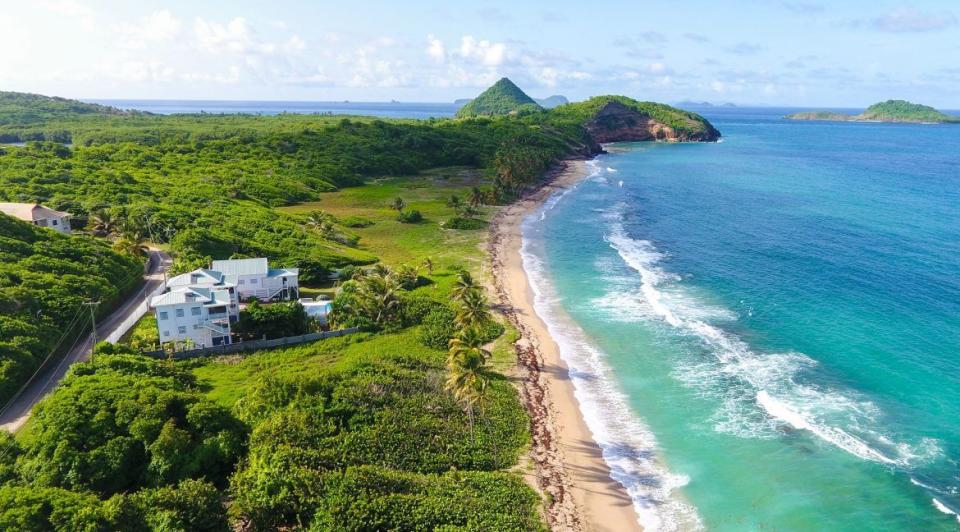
{"left": 238, "top": 279, "right": 245, "bottom": 285}
{"left": 52, "top": 219, "right": 58, "bottom": 226}
{"left": 249, "top": 278, "right": 258, "bottom": 284}
{"left": 176, "top": 309, "right": 184, "bottom": 318}
{"left": 177, "top": 326, "right": 187, "bottom": 334}
{"left": 159, "top": 311, "right": 168, "bottom": 320}
{"left": 193, "top": 324, "right": 200, "bottom": 329}
{"left": 163, "top": 330, "right": 170, "bottom": 337}
{"left": 191, "top": 306, "right": 201, "bottom": 316}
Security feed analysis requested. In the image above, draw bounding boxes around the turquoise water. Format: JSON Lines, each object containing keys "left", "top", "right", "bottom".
{"left": 522, "top": 109, "right": 960, "bottom": 530}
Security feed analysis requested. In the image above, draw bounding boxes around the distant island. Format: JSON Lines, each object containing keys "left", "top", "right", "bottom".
{"left": 676, "top": 101, "right": 737, "bottom": 108}
{"left": 786, "top": 100, "right": 960, "bottom": 124}
{"left": 534, "top": 95, "right": 569, "bottom": 109}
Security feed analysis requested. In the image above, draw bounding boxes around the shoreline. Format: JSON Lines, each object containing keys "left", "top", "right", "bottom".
{"left": 488, "top": 158, "right": 643, "bottom": 531}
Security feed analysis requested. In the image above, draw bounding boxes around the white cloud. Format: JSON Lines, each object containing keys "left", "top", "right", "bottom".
{"left": 39, "top": 0, "right": 95, "bottom": 31}
{"left": 116, "top": 10, "right": 182, "bottom": 49}
{"left": 871, "top": 8, "right": 957, "bottom": 33}
{"left": 426, "top": 34, "right": 446, "bottom": 63}
{"left": 458, "top": 36, "right": 506, "bottom": 67}
{"left": 194, "top": 17, "right": 276, "bottom": 55}
{"left": 98, "top": 60, "right": 176, "bottom": 83}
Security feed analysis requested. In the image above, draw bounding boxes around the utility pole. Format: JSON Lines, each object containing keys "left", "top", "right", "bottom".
{"left": 82, "top": 300, "right": 101, "bottom": 347}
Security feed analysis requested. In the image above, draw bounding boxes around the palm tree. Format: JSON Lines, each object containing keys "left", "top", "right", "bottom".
{"left": 446, "top": 328, "right": 491, "bottom": 432}
{"left": 448, "top": 194, "right": 463, "bottom": 214}
{"left": 88, "top": 209, "right": 118, "bottom": 237}
{"left": 113, "top": 233, "right": 149, "bottom": 258}
{"left": 445, "top": 351, "right": 489, "bottom": 431}
{"left": 305, "top": 210, "right": 330, "bottom": 231}
{"left": 421, "top": 256, "right": 434, "bottom": 275}
{"left": 356, "top": 271, "right": 402, "bottom": 326}
{"left": 469, "top": 186, "right": 485, "bottom": 209}
{"left": 455, "top": 289, "right": 491, "bottom": 330}
{"left": 451, "top": 270, "right": 478, "bottom": 302}
{"left": 447, "top": 326, "right": 492, "bottom": 365}
{"left": 391, "top": 197, "right": 406, "bottom": 213}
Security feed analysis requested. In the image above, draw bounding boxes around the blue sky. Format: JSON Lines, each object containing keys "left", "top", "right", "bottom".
{"left": 2, "top": 1, "right": 959, "bottom": 106}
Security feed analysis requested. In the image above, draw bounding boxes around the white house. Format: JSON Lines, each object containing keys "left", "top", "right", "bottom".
{"left": 150, "top": 269, "right": 240, "bottom": 348}
{"left": 0, "top": 202, "right": 71, "bottom": 233}
{"left": 210, "top": 258, "right": 299, "bottom": 301}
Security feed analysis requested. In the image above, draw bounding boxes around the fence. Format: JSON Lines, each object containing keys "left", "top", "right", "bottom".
{"left": 143, "top": 327, "right": 361, "bottom": 359}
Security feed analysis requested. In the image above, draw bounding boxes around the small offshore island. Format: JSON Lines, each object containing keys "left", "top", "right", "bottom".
{"left": 786, "top": 99, "right": 960, "bottom": 124}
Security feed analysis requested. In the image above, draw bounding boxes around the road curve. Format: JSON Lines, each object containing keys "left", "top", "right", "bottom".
{"left": 0, "top": 248, "right": 171, "bottom": 433}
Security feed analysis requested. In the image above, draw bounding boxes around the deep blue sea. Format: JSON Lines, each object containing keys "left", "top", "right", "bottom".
{"left": 521, "top": 107, "right": 960, "bottom": 530}
{"left": 86, "top": 99, "right": 459, "bottom": 119}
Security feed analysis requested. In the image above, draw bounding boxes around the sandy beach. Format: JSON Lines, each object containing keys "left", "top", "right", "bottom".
{"left": 489, "top": 159, "right": 643, "bottom": 532}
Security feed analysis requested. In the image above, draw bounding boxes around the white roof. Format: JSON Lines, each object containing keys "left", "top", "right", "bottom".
{"left": 0, "top": 202, "right": 70, "bottom": 222}
{"left": 151, "top": 285, "right": 232, "bottom": 308}
{"left": 166, "top": 268, "right": 234, "bottom": 288}
{"left": 211, "top": 258, "right": 269, "bottom": 276}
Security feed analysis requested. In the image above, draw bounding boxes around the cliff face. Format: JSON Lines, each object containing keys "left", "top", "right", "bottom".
{"left": 583, "top": 100, "right": 721, "bottom": 143}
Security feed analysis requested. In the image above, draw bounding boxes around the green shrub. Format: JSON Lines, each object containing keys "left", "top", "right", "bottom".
{"left": 401, "top": 293, "right": 445, "bottom": 326}
{"left": 235, "top": 301, "right": 313, "bottom": 340}
{"left": 340, "top": 215, "right": 374, "bottom": 228}
{"left": 396, "top": 209, "right": 423, "bottom": 223}
{"left": 443, "top": 217, "right": 488, "bottom": 230}
{"left": 418, "top": 306, "right": 457, "bottom": 350}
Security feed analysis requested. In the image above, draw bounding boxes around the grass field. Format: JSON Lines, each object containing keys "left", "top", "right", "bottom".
{"left": 278, "top": 167, "right": 493, "bottom": 282}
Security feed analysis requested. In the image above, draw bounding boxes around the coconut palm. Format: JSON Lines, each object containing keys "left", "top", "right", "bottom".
{"left": 447, "top": 326, "right": 492, "bottom": 365}
{"left": 455, "top": 289, "right": 491, "bottom": 330}
{"left": 451, "top": 270, "right": 478, "bottom": 302}
{"left": 445, "top": 350, "right": 489, "bottom": 431}
{"left": 391, "top": 197, "right": 406, "bottom": 213}
{"left": 88, "top": 209, "right": 118, "bottom": 237}
{"left": 469, "top": 186, "right": 485, "bottom": 208}
{"left": 113, "top": 234, "right": 149, "bottom": 258}
{"left": 305, "top": 210, "right": 331, "bottom": 231}
{"left": 356, "top": 270, "right": 402, "bottom": 326}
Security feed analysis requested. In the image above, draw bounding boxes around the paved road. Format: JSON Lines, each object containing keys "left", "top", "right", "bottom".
{"left": 0, "top": 249, "right": 171, "bottom": 432}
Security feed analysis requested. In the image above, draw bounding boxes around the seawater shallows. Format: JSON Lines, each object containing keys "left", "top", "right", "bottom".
{"left": 522, "top": 108, "right": 960, "bottom": 531}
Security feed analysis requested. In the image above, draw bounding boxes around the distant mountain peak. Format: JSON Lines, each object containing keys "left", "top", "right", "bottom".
{"left": 455, "top": 78, "right": 542, "bottom": 118}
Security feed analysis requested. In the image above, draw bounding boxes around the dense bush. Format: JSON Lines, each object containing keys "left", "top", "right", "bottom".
{"left": 444, "top": 216, "right": 488, "bottom": 230}
{"left": 18, "top": 353, "right": 246, "bottom": 496}
{"left": 227, "top": 334, "right": 531, "bottom": 529}
{"left": 340, "top": 215, "right": 374, "bottom": 228}
{"left": 0, "top": 214, "right": 143, "bottom": 405}
{"left": 396, "top": 209, "right": 423, "bottom": 223}
{"left": 313, "top": 465, "right": 544, "bottom": 531}
{"left": 235, "top": 301, "right": 313, "bottom": 340}
{"left": 419, "top": 306, "right": 458, "bottom": 350}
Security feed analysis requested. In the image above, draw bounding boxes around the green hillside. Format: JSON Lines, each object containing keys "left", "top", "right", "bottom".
{"left": 860, "top": 100, "right": 960, "bottom": 123}
{"left": 549, "top": 95, "right": 721, "bottom": 141}
{"left": 455, "top": 78, "right": 542, "bottom": 117}
{"left": 0, "top": 214, "right": 143, "bottom": 404}
{"left": 0, "top": 91, "right": 135, "bottom": 126}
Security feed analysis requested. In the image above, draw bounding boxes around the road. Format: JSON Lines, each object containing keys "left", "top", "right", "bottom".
{"left": 0, "top": 249, "right": 171, "bottom": 433}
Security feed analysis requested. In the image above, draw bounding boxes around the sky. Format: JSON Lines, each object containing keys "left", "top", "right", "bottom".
{"left": 2, "top": 0, "right": 959, "bottom": 107}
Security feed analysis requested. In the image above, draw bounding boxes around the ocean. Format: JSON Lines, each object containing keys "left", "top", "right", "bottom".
{"left": 521, "top": 107, "right": 960, "bottom": 530}
{"left": 85, "top": 99, "right": 459, "bottom": 119}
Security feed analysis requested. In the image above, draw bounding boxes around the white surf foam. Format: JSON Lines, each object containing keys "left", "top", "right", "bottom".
{"left": 602, "top": 214, "right": 941, "bottom": 470}
{"left": 932, "top": 498, "right": 960, "bottom": 523}
{"left": 521, "top": 201, "right": 703, "bottom": 531}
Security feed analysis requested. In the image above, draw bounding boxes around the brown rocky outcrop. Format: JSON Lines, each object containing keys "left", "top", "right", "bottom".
{"left": 583, "top": 100, "right": 721, "bottom": 143}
